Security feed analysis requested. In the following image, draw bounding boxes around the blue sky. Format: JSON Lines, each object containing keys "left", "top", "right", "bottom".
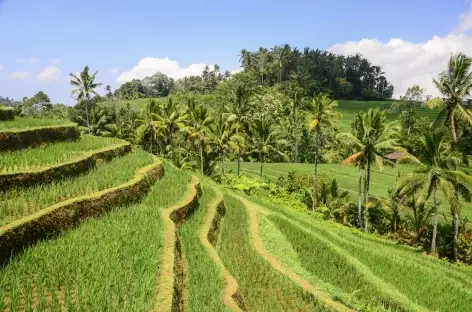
{"left": 0, "top": 0, "right": 471, "bottom": 104}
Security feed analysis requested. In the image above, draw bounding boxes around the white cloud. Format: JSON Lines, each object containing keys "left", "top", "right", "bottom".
{"left": 28, "top": 57, "right": 40, "bottom": 64}
{"left": 455, "top": 0, "right": 472, "bottom": 33}
{"left": 329, "top": 35, "right": 472, "bottom": 98}
{"left": 328, "top": 3, "right": 472, "bottom": 98}
{"left": 37, "top": 67, "right": 61, "bottom": 81}
{"left": 16, "top": 58, "right": 24, "bottom": 63}
{"left": 230, "top": 68, "right": 243, "bottom": 75}
{"left": 116, "top": 57, "right": 210, "bottom": 84}
{"left": 108, "top": 67, "right": 120, "bottom": 74}
{"left": 10, "top": 71, "right": 31, "bottom": 80}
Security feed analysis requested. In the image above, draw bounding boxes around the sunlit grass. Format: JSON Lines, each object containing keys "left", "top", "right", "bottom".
{"left": 177, "top": 182, "right": 229, "bottom": 311}
{"left": 0, "top": 149, "right": 153, "bottom": 226}
{"left": 0, "top": 163, "right": 191, "bottom": 311}
{"left": 0, "top": 118, "right": 72, "bottom": 131}
{"left": 218, "top": 194, "right": 326, "bottom": 311}
{"left": 0, "top": 135, "right": 125, "bottom": 173}
{"left": 250, "top": 195, "right": 472, "bottom": 312}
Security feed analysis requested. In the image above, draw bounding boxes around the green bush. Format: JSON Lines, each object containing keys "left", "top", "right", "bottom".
{"left": 0, "top": 124, "right": 80, "bottom": 151}
{"left": 0, "top": 107, "right": 14, "bottom": 121}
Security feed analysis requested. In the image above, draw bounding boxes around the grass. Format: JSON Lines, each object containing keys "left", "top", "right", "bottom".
{"left": 0, "top": 135, "right": 126, "bottom": 173}
{"left": 0, "top": 118, "right": 72, "bottom": 131}
{"left": 177, "top": 182, "right": 229, "bottom": 312}
{"left": 0, "top": 162, "right": 192, "bottom": 311}
{"left": 227, "top": 161, "right": 472, "bottom": 220}
{"left": 0, "top": 149, "right": 154, "bottom": 226}
{"left": 249, "top": 195, "right": 472, "bottom": 312}
{"left": 218, "top": 194, "right": 326, "bottom": 312}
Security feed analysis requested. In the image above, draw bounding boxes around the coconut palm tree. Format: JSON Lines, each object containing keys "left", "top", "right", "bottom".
{"left": 396, "top": 129, "right": 472, "bottom": 255}
{"left": 212, "top": 113, "right": 243, "bottom": 175}
{"left": 337, "top": 108, "right": 401, "bottom": 232}
{"left": 250, "top": 118, "right": 288, "bottom": 178}
{"left": 429, "top": 53, "right": 472, "bottom": 143}
{"left": 69, "top": 66, "right": 103, "bottom": 134}
{"left": 288, "top": 88, "right": 308, "bottom": 163}
{"left": 307, "top": 93, "right": 340, "bottom": 211}
{"left": 135, "top": 100, "right": 163, "bottom": 154}
{"left": 184, "top": 104, "right": 214, "bottom": 175}
{"left": 155, "top": 98, "right": 187, "bottom": 153}
{"left": 227, "top": 84, "right": 253, "bottom": 176}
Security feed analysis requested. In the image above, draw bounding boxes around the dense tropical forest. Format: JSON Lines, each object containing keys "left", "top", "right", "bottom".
{"left": 1, "top": 45, "right": 472, "bottom": 311}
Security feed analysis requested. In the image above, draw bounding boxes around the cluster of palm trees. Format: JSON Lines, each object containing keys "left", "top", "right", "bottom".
{"left": 69, "top": 53, "right": 472, "bottom": 260}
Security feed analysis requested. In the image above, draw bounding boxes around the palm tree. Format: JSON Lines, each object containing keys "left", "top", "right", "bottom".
{"left": 272, "top": 45, "right": 289, "bottom": 83}
{"left": 250, "top": 118, "right": 287, "bottom": 178}
{"left": 396, "top": 129, "right": 472, "bottom": 255}
{"left": 135, "top": 100, "right": 163, "bottom": 154}
{"left": 212, "top": 113, "right": 243, "bottom": 175}
{"left": 307, "top": 93, "right": 340, "bottom": 211}
{"left": 288, "top": 88, "right": 308, "bottom": 163}
{"left": 257, "top": 47, "right": 269, "bottom": 85}
{"left": 337, "top": 108, "right": 400, "bottom": 232}
{"left": 70, "top": 66, "right": 103, "bottom": 134}
{"left": 227, "top": 84, "right": 253, "bottom": 176}
{"left": 429, "top": 53, "right": 472, "bottom": 143}
{"left": 184, "top": 104, "right": 214, "bottom": 175}
{"left": 155, "top": 98, "right": 187, "bottom": 153}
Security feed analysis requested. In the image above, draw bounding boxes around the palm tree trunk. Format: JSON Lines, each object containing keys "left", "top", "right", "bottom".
{"left": 313, "top": 128, "right": 319, "bottom": 211}
{"left": 86, "top": 95, "right": 91, "bottom": 134}
{"left": 451, "top": 114, "right": 458, "bottom": 143}
{"left": 221, "top": 151, "right": 225, "bottom": 176}
{"left": 393, "top": 210, "right": 398, "bottom": 232}
{"left": 453, "top": 211, "right": 459, "bottom": 261}
{"left": 237, "top": 149, "right": 241, "bottom": 176}
{"left": 364, "top": 159, "right": 371, "bottom": 233}
{"left": 200, "top": 141, "right": 204, "bottom": 176}
{"left": 260, "top": 151, "right": 264, "bottom": 178}
{"left": 431, "top": 184, "right": 439, "bottom": 255}
{"left": 294, "top": 109, "right": 299, "bottom": 163}
{"left": 357, "top": 166, "right": 363, "bottom": 229}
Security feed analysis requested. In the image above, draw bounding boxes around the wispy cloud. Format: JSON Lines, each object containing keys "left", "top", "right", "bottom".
{"left": 37, "top": 67, "right": 61, "bottom": 81}
{"left": 15, "top": 58, "right": 24, "bottom": 63}
{"left": 28, "top": 57, "right": 40, "bottom": 64}
{"left": 10, "top": 71, "right": 31, "bottom": 80}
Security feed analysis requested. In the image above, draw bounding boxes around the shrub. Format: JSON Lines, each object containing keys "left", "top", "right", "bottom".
{"left": 0, "top": 124, "right": 80, "bottom": 151}
{"left": 0, "top": 107, "right": 14, "bottom": 121}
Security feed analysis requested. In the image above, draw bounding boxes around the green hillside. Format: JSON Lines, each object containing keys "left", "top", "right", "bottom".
{"left": 1, "top": 114, "right": 471, "bottom": 311}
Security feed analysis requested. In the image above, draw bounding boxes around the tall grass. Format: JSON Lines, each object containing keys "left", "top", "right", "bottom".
{"left": 0, "top": 163, "right": 192, "bottom": 311}
{"left": 0, "top": 135, "right": 125, "bottom": 172}
{"left": 177, "top": 183, "right": 229, "bottom": 311}
{"left": 218, "top": 194, "right": 326, "bottom": 312}
{"left": 250, "top": 196, "right": 472, "bottom": 312}
{"left": 0, "top": 118, "right": 72, "bottom": 131}
{"left": 0, "top": 149, "right": 153, "bottom": 226}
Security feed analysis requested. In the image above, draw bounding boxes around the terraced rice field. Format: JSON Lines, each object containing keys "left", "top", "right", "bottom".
{"left": 0, "top": 118, "right": 72, "bottom": 131}
{"left": 0, "top": 135, "right": 126, "bottom": 172}
{"left": 245, "top": 195, "right": 472, "bottom": 312}
{"left": 0, "top": 163, "right": 191, "bottom": 311}
{"left": 0, "top": 149, "right": 153, "bottom": 226}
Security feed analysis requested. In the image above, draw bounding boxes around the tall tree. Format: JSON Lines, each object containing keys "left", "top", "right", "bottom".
{"left": 288, "top": 88, "right": 308, "bottom": 163}
{"left": 227, "top": 84, "right": 253, "bottom": 175}
{"left": 70, "top": 66, "right": 103, "bottom": 134}
{"left": 185, "top": 104, "right": 214, "bottom": 175}
{"left": 429, "top": 53, "right": 472, "bottom": 143}
{"left": 155, "top": 98, "right": 187, "bottom": 153}
{"left": 250, "top": 118, "right": 287, "bottom": 178}
{"left": 396, "top": 129, "right": 472, "bottom": 255}
{"left": 212, "top": 113, "right": 243, "bottom": 175}
{"left": 337, "top": 108, "right": 400, "bottom": 232}
{"left": 135, "top": 100, "right": 163, "bottom": 154}
{"left": 307, "top": 93, "right": 340, "bottom": 211}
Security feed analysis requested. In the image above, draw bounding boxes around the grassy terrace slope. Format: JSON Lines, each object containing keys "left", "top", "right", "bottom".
{"left": 228, "top": 162, "right": 472, "bottom": 220}
{"left": 219, "top": 194, "right": 327, "bottom": 311}
{"left": 246, "top": 195, "right": 472, "bottom": 312}
{"left": 0, "top": 118, "right": 70, "bottom": 131}
{"left": 0, "top": 135, "right": 127, "bottom": 172}
{"left": 0, "top": 163, "right": 191, "bottom": 311}
{"left": 0, "top": 149, "right": 153, "bottom": 226}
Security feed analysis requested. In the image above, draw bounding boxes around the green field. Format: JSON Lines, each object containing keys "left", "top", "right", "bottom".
{"left": 0, "top": 118, "right": 72, "bottom": 131}
{"left": 0, "top": 135, "right": 125, "bottom": 172}
{"left": 227, "top": 161, "right": 472, "bottom": 221}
